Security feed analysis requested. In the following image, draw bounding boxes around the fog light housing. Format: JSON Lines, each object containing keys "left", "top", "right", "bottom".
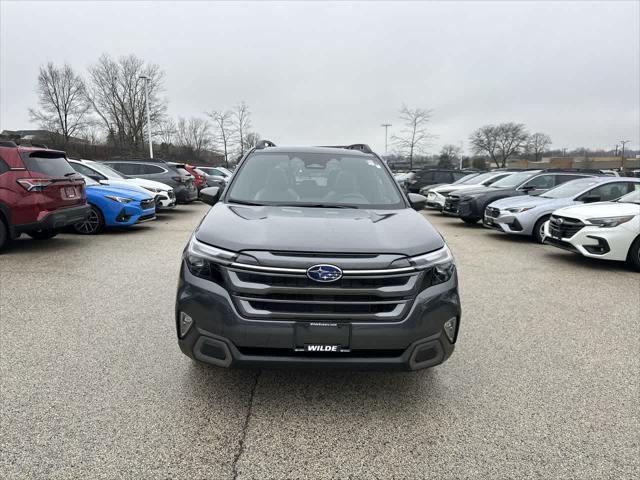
{"left": 179, "top": 312, "right": 194, "bottom": 338}
{"left": 443, "top": 317, "right": 457, "bottom": 343}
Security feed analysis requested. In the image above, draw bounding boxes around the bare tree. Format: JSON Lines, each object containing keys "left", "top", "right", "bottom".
{"left": 438, "top": 144, "right": 462, "bottom": 168}
{"left": 155, "top": 118, "right": 177, "bottom": 145}
{"left": 28, "top": 63, "right": 92, "bottom": 143}
{"left": 469, "top": 123, "right": 529, "bottom": 168}
{"left": 207, "top": 110, "right": 234, "bottom": 167}
{"left": 233, "top": 101, "right": 251, "bottom": 156}
{"left": 392, "top": 105, "right": 434, "bottom": 170}
{"left": 526, "top": 132, "right": 552, "bottom": 162}
{"left": 85, "top": 54, "right": 167, "bottom": 152}
{"left": 176, "top": 117, "right": 212, "bottom": 155}
{"left": 243, "top": 131, "right": 261, "bottom": 151}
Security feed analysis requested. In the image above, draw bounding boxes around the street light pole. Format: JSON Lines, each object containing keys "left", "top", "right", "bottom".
{"left": 381, "top": 123, "right": 391, "bottom": 155}
{"left": 140, "top": 75, "right": 153, "bottom": 158}
{"left": 620, "top": 140, "right": 630, "bottom": 170}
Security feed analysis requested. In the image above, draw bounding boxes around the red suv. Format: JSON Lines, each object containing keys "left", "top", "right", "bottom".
{"left": 0, "top": 143, "right": 90, "bottom": 252}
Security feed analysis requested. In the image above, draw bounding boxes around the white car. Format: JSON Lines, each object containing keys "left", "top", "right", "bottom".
{"left": 484, "top": 177, "right": 638, "bottom": 243}
{"left": 69, "top": 159, "right": 176, "bottom": 210}
{"left": 543, "top": 188, "right": 640, "bottom": 270}
{"left": 425, "top": 171, "right": 515, "bottom": 210}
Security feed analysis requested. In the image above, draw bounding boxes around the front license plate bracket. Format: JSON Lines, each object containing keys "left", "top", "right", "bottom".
{"left": 295, "top": 322, "right": 351, "bottom": 352}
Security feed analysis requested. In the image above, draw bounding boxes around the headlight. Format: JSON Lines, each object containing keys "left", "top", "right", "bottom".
{"left": 409, "top": 245, "right": 456, "bottom": 287}
{"left": 104, "top": 195, "right": 133, "bottom": 203}
{"left": 143, "top": 186, "right": 161, "bottom": 193}
{"left": 587, "top": 216, "right": 634, "bottom": 228}
{"left": 185, "top": 235, "right": 237, "bottom": 281}
{"left": 506, "top": 206, "right": 534, "bottom": 213}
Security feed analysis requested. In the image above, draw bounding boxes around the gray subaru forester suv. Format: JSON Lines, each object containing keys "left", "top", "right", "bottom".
{"left": 176, "top": 143, "right": 461, "bottom": 370}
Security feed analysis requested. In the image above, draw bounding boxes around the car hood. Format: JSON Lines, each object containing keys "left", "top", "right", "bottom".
{"left": 98, "top": 179, "right": 149, "bottom": 195}
{"left": 448, "top": 186, "right": 502, "bottom": 197}
{"left": 128, "top": 178, "right": 173, "bottom": 191}
{"left": 86, "top": 184, "right": 153, "bottom": 201}
{"left": 435, "top": 184, "right": 487, "bottom": 195}
{"left": 554, "top": 201, "right": 640, "bottom": 219}
{"left": 195, "top": 204, "right": 445, "bottom": 256}
{"left": 489, "top": 195, "right": 553, "bottom": 209}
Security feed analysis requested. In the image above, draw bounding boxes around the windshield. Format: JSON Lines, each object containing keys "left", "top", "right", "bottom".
{"left": 86, "top": 161, "right": 126, "bottom": 179}
{"left": 227, "top": 152, "right": 404, "bottom": 209}
{"left": 465, "top": 172, "right": 500, "bottom": 184}
{"left": 491, "top": 171, "right": 538, "bottom": 188}
{"left": 617, "top": 189, "right": 640, "bottom": 204}
{"left": 453, "top": 173, "right": 481, "bottom": 185}
{"left": 540, "top": 178, "right": 601, "bottom": 199}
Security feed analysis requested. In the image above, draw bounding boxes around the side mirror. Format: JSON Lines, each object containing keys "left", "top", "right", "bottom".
{"left": 581, "top": 195, "right": 601, "bottom": 203}
{"left": 408, "top": 193, "right": 427, "bottom": 211}
{"left": 200, "top": 186, "right": 221, "bottom": 206}
{"left": 520, "top": 185, "right": 536, "bottom": 193}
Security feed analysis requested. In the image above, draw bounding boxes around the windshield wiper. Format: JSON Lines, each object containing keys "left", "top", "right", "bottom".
{"left": 284, "top": 203, "right": 359, "bottom": 209}
{"left": 228, "top": 199, "right": 266, "bottom": 207}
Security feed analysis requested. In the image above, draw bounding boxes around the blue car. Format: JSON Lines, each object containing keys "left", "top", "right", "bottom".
{"left": 73, "top": 175, "right": 156, "bottom": 234}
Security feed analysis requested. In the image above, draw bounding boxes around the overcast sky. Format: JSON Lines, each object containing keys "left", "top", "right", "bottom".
{"left": 1, "top": 1, "right": 638, "bottom": 154}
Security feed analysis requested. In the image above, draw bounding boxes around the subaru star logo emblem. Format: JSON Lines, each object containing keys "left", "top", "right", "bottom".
{"left": 306, "top": 264, "right": 343, "bottom": 282}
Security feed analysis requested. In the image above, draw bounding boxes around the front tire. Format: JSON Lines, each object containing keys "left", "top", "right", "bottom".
{"left": 73, "top": 205, "right": 104, "bottom": 235}
{"left": 532, "top": 216, "right": 550, "bottom": 244}
{"left": 461, "top": 217, "right": 479, "bottom": 224}
{"left": 627, "top": 237, "right": 640, "bottom": 271}
{"left": 27, "top": 229, "right": 58, "bottom": 240}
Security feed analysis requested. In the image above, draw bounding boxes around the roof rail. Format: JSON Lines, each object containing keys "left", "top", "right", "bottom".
{"left": 320, "top": 144, "right": 374, "bottom": 154}
{"left": 540, "top": 168, "right": 605, "bottom": 174}
{"left": 255, "top": 140, "right": 276, "bottom": 149}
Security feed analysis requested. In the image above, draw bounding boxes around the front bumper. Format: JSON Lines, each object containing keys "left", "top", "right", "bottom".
{"left": 156, "top": 192, "right": 177, "bottom": 210}
{"left": 105, "top": 203, "right": 156, "bottom": 227}
{"left": 426, "top": 192, "right": 445, "bottom": 209}
{"left": 11, "top": 204, "right": 91, "bottom": 235}
{"left": 543, "top": 222, "right": 633, "bottom": 262}
{"left": 176, "top": 263, "right": 461, "bottom": 371}
{"left": 483, "top": 210, "right": 528, "bottom": 235}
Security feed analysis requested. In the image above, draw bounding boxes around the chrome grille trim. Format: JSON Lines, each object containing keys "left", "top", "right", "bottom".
{"left": 228, "top": 262, "right": 420, "bottom": 276}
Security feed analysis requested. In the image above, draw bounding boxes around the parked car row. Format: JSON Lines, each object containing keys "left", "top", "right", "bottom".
{"left": 420, "top": 168, "right": 640, "bottom": 270}
{"left": 0, "top": 142, "right": 231, "bottom": 250}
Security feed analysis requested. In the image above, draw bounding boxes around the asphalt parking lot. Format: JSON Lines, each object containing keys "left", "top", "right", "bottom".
{"left": 1, "top": 203, "right": 638, "bottom": 480}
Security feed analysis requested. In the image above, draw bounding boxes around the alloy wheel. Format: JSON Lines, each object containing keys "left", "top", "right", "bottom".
{"left": 75, "top": 208, "right": 101, "bottom": 234}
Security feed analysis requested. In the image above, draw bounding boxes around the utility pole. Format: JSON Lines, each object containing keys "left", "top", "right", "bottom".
{"left": 139, "top": 75, "right": 153, "bottom": 158}
{"left": 620, "top": 140, "right": 630, "bottom": 170}
{"left": 459, "top": 140, "right": 464, "bottom": 170}
{"left": 381, "top": 123, "right": 391, "bottom": 155}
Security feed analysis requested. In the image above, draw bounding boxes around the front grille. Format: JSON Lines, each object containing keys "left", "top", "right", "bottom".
{"left": 224, "top": 263, "right": 422, "bottom": 322}
{"left": 485, "top": 207, "right": 500, "bottom": 218}
{"left": 549, "top": 215, "right": 584, "bottom": 239}
{"left": 140, "top": 198, "right": 155, "bottom": 210}
{"left": 234, "top": 271, "right": 408, "bottom": 289}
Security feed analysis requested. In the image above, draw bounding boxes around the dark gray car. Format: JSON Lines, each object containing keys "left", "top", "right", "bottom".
{"left": 103, "top": 159, "right": 198, "bottom": 204}
{"left": 176, "top": 144, "right": 461, "bottom": 370}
